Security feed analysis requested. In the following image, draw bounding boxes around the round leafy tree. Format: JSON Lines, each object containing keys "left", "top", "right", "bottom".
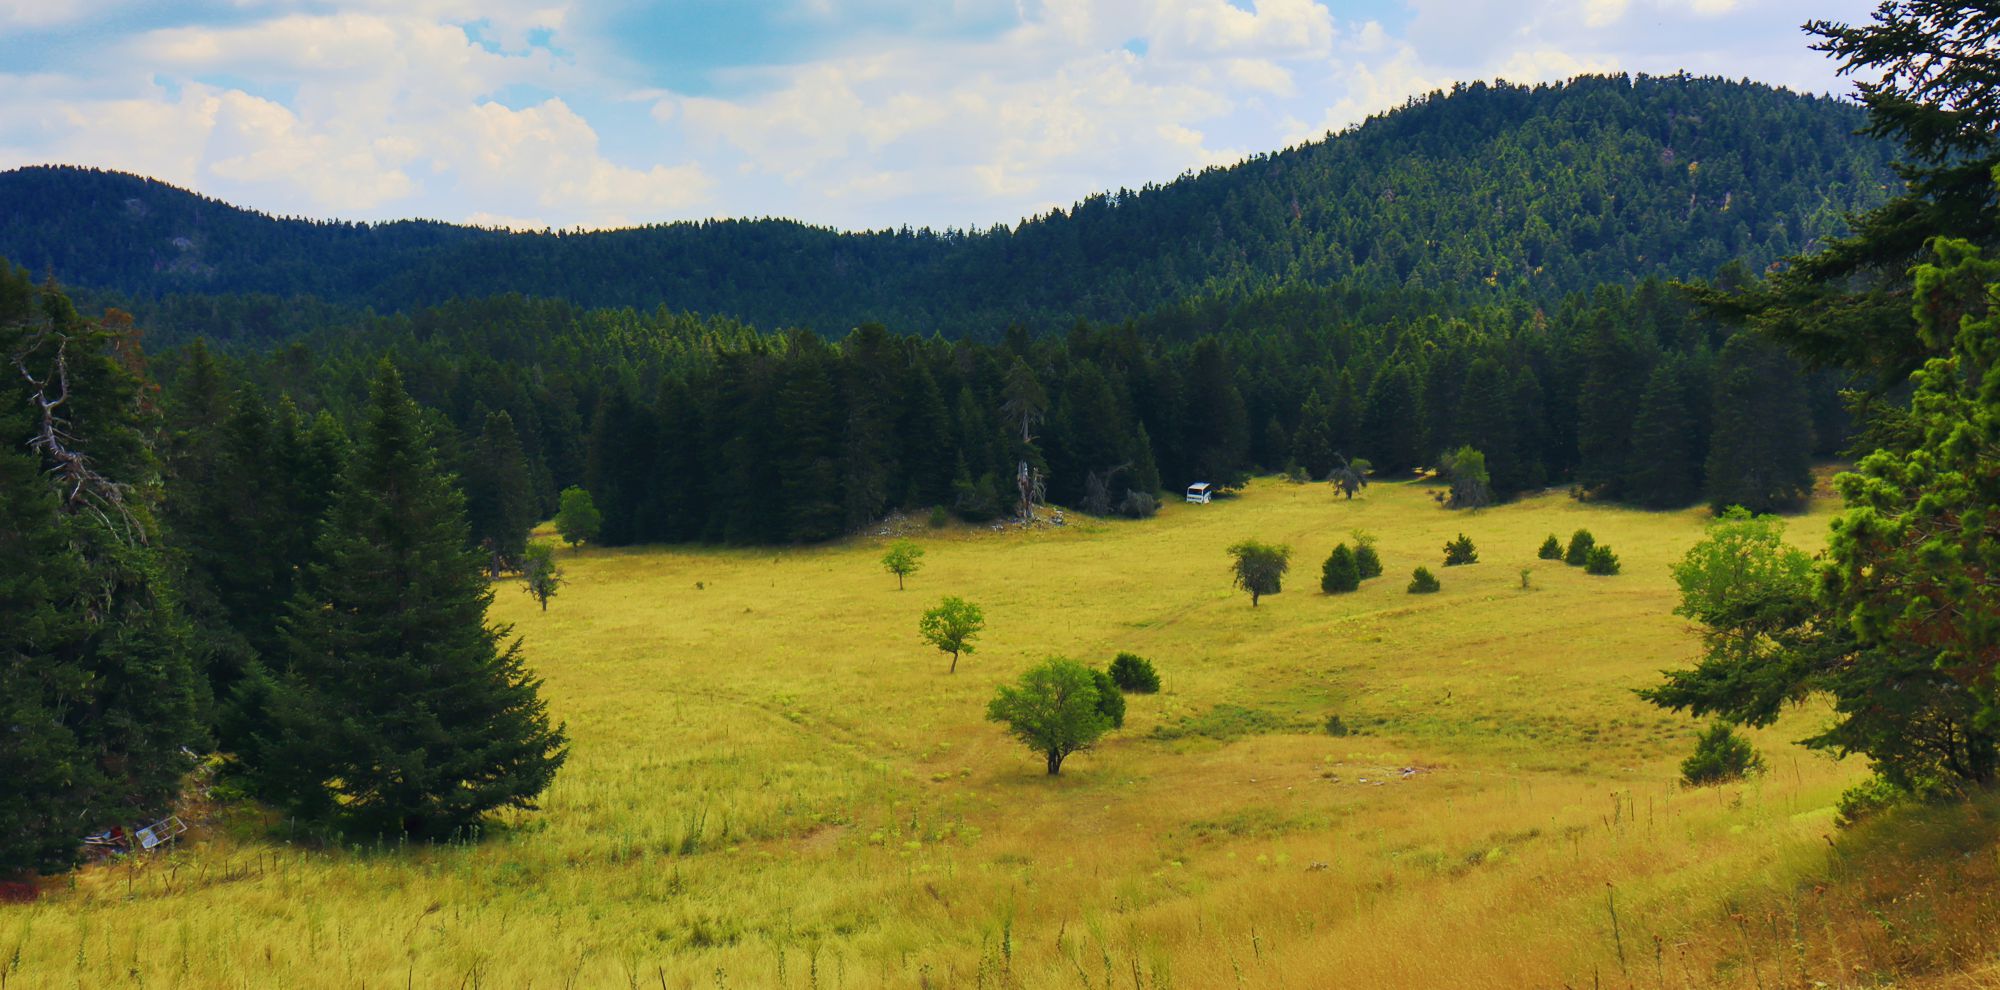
{"left": 1108, "top": 652, "right": 1160, "bottom": 693}
{"left": 1227, "top": 539, "right": 1291, "bottom": 606}
{"left": 987, "top": 657, "right": 1113, "bottom": 776}
{"left": 1090, "top": 669, "right": 1127, "bottom": 729}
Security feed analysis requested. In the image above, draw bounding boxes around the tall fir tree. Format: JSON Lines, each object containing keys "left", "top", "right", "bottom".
{"left": 1705, "top": 334, "right": 1815, "bottom": 514}
{"left": 1625, "top": 360, "right": 1702, "bottom": 508}
{"left": 248, "top": 361, "right": 567, "bottom": 836}
{"left": 1361, "top": 361, "right": 1423, "bottom": 474}
{"left": 1454, "top": 357, "right": 1524, "bottom": 497}
{"left": 1575, "top": 318, "right": 1653, "bottom": 497}
{"left": 464, "top": 409, "right": 536, "bottom": 568}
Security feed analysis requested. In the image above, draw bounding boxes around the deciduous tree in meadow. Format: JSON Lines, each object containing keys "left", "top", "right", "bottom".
{"left": 881, "top": 539, "right": 924, "bottom": 590}
{"left": 554, "top": 485, "right": 601, "bottom": 547}
{"left": 1227, "top": 540, "right": 1290, "bottom": 606}
{"left": 987, "top": 657, "right": 1113, "bottom": 776}
{"left": 920, "top": 595, "right": 984, "bottom": 673}
{"left": 521, "top": 542, "right": 563, "bottom": 612}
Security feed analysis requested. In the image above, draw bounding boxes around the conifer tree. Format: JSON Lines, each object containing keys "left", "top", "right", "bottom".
{"left": 2, "top": 276, "right": 203, "bottom": 874}
{"left": 1321, "top": 544, "right": 1360, "bottom": 593}
{"left": 1361, "top": 362, "right": 1422, "bottom": 474}
{"left": 1625, "top": 360, "right": 1702, "bottom": 508}
{"left": 899, "top": 363, "right": 955, "bottom": 508}
{"left": 249, "top": 362, "right": 567, "bottom": 836}
{"left": 1129, "top": 420, "right": 1162, "bottom": 497}
{"left": 465, "top": 410, "right": 536, "bottom": 570}
{"left": 1705, "top": 335, "right": 1815, "bottom": 514}
{"left": 1290, "top": 388, "right": 1337, "bottom": 479}
{"left": 1454, "top": 358, "right": 1523, "bottom": 496}
{"left": 1575, "top": 319, "right": 1652, "bottom": 496}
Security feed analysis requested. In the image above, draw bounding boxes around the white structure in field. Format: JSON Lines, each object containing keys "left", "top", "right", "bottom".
{"left": 1185, "top": 482, "right": 1215, "bottom": 504}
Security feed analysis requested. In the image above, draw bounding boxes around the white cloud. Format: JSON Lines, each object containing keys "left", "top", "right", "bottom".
{"left": 0, "top": 0, "right": 97, "bottom": 28}
{"left": 0, "top": 0, "right": 1882, "bottom": 230}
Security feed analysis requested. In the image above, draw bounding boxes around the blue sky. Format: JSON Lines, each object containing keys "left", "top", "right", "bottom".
{"left": 0, "top": 0, "right": 1878, "bottom": 231}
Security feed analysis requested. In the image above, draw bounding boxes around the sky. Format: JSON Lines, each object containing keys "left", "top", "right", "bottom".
{"left": 0, "top": 0, "right": 1881, "bottom": 232}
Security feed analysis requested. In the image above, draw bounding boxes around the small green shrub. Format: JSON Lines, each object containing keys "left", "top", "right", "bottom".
{"left": 1564, "top": 529, "right": 1595, "bottom": 567}
{"left": 1835, "top": 777, "right": 1905, "bottom": 829}
{"left": 1321, "top": 544, "right": 1360, "bottom": 593}
{"left": 1108, "top": 652, "right": 1160, "bottom": 693}
{"left": 1519, "top": 567, "right": 1532, "bottom": 589}
{"left": 1680, "top": 723, "right": 1764, "bottom": 786}
{"left": 1537, "top": 534, "right": 1563, "bottom": 559}
{"left": 1443, "top": 533, "right": 1478, "bottom": 566}
{"left": 1090, "top": 669, "right": 1127, "bottom": 729}
{"left": 1323, "top": 714, "right": 1350, "bottom": 737}
{"left": 1408, "top": 567, "right": 1441, "bottom": 594}
{"left": 1585, "top": 545, "right": 1621, "bottom": 575}
{"left": 928, "top": 506, "right": 949, "bottom": 528}
{"left": 1353, "top": 542, "right": 1383, "bottom": 579}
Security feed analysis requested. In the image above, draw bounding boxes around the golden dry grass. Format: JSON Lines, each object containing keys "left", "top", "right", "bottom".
{"left": 5, "top": 477, "right": 1990, "bottom": 989}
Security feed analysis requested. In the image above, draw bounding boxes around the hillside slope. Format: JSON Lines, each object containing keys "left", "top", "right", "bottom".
{"left": 0, "top": 74, "right": 1895, "bottom": 340}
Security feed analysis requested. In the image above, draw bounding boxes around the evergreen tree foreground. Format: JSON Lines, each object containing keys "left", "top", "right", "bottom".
{"left": 245, "top": 362, "right": 568, "bottom": 838}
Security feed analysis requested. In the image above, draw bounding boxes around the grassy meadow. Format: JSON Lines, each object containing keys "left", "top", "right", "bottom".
{"left": 9, "top": 476, "right": 2000, "bottom": 989}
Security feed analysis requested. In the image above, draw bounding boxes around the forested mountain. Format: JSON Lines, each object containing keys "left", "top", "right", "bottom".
{"left": 0, "top": 74, "right": 1894, "bottom": 344}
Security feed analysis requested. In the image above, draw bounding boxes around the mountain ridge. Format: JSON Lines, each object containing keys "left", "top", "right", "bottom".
{"left": 0, "top": 73, "right": 1898, "bottom": 341}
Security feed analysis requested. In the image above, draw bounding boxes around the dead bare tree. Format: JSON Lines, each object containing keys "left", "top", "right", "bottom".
{"left": 1015, "top": 459, "right": 1047, "bottom": 524}
{"left": 1082, "top": 461, "right": 1133, "bottom": 516}
{"left": 12, "top": 327, "right": 136, "bottom": 540}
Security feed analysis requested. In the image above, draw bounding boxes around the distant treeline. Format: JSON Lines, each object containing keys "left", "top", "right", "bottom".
{"left": 4, "top": 74, "right": 1894, "bottom": 345}
{"left": 150, "top": 271, "right": 1837, "bottom": 551}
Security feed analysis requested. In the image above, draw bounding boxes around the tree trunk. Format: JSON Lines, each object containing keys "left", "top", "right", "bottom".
{"left": 1046, "top": 750, "right": 1063, "bottom": 775}
{"left": 1251, "top": 591, "right": 1260, "bottom": 607}
{"left": 949, "top": 650, "right": 959, "bottom": 673}
{"left": 897, "top": 573, "right": 904, "bottom": 590}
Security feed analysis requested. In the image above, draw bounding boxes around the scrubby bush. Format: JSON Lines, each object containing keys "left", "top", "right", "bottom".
{"left": 1585, "top": 545, "right": 1621, "bottom": 575}
{"left": 1680, "top": 723, "right": 1764, "bottom": 786}
{"left": 1323, "top": 714, "right": 1351, "bottom": 737}
{"left": 1321, "top": 544, "right": 1360, "bottom": 593}
{"left": 1352, "top": 531, "right": 1383, "bottom": 578}
{"left": 1117, "top": 490, "right": 1159, "bottom": 519}
{"left": 1564, "top": 529, "right": 1595, "bottom": 566}
{"left": 1538, "top": 534, "right": 1563, "bottom": 559}
{"left": 928, "top": 506, "right": 949, "bottom": 528}
{"left": 1519, "top": 567, "right": 1532, "bottom": 589}
{"left": 1108, "top": 653, "right": 1160, "bottom": 693}
{"left": 1408, "top": 567, "right": 1441, "bottom": 594}
{"left": 1443, "top": 533, "right": 1478, "bottom": 566}
{"left": 1090, "top": 669, "right": 1127, "bottom": 729}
